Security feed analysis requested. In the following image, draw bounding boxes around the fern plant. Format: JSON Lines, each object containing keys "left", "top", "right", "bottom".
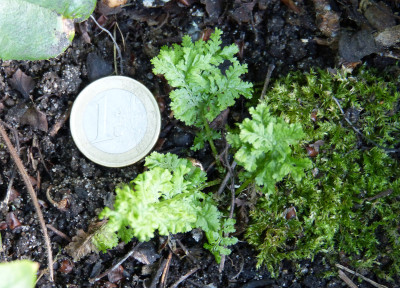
{"left": 93, "top": 152, "right": 237, "bottom": 263}
{"left": 227, "top": 102, "right": 312, "bottom": 195}
{"left": 246, "top": 67, "right": 400, "bottom": 279}
{"left": 151, "top": 28, "right": 253, "bottom": 161}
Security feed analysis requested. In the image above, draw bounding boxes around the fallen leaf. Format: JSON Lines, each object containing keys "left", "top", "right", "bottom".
{"left": 306, "top": 146, "right": 318, "bottom": 157}
{"left": 108, "top": 265, "right": 124, "bottom": 283}
{"left": 310, "top": 110, "right": 318, "bottom": 122}
{"left": 230, "top": 1, "right": 256, "bottom": 23}
{"left": 65, "top": 221, "right": 105, "bottom": 261}
{"left": 9, "top": 69, "right": 35, "bottom": 99}
{"left": 283, "top": 206, "right": 297, "bottom": 220}
{"left": 313, "top": 0, "right": 340, "bottom": 38}
{"left": 0, "top": 222, "right": 8, "bottom": 230}
{"left": 7, "top": 212, "right": 22, "bottom": 230}
{"left": 59, "top": 259, "right": 74, "bottom": 274}
{"left": 201, "top": 0, "right": 224, "bottom": 20}
{"left": 210, "top": 108, "right": 229, "bottom": 130}
{"left": 20, "top": 106, "right": 48, "bottom": 132}
{"left": 310, "top": 140, "right": 325, "bottom": 152}
{"left": 78, "top": 22, "right": 91, "bottom": 44}
{"left": 133, "top": 242, "right": 160, "bottom": 265}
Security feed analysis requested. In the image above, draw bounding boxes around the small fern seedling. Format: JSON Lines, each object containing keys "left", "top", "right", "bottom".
{"left": 227, "top": 102, "right": 312, "bottom": 195}
{"left": 151, "top": 28, "right": 253, "bottom": 167}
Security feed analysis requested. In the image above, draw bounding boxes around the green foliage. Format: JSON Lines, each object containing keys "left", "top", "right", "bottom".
{"left": 246, "top": 67, "right": 400, "bottom": 278}
{"left": 0, "top": 260, "right": 38, "bottom": 288}
{"left": 204, "top": 218, "right": 238, "bottom": 263}
{"left": 94, "top": 152, "right": 237, "bottom": 262}
{"left": 151, "top": 28, "right": 253, "bottom": 150}
{"left": 0, "top": 0, "right": 96, "bottom": 60}
{"left": 228, "top": 102, "right": 312, "bottom": 195}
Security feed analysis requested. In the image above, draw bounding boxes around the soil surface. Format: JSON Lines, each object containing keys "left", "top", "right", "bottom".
{"left": 0, "top": 0, "right": 399, "bottom": 287}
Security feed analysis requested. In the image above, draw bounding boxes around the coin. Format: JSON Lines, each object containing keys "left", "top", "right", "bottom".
{"left": 70, "top": 76, "right": 161, "bottom": 167}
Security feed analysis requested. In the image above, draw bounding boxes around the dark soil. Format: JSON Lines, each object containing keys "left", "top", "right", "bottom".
{"left": 0, "top": 0, "right": 399, "bottom": 287}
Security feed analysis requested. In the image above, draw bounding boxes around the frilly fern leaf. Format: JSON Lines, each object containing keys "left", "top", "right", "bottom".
{"left": 93, "top": 152, "right": 237, "bottom": 263}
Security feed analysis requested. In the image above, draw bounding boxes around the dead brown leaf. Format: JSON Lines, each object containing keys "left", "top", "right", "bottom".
{"left": 201, "top": 0, "right": 224, "bottom": 20}
{"left": 231, "top": 1, "right": 256, "bottom": 23}
{"left": 9, "top": 69, "right": 35, "bottom": 99}
{"left": 108, "top": 265, "right": 124, "bottom": 283}
{"left": 65, "top": 221, "right": 106, "bottom": 261}
{"left": 20, "top": 106, "right": 48, "bottom": 132}
{"left": 133, "top": 242, "right": 160, "bottom": 265}
{"left": 78, "top": 22, "right": 91, "bottom": 44}
{"left": 6, "top": 212, "right": 22, "bottom": 230}
{"left": 313, "top": 0, "right": 340, "bottom": 39}
{"left": 210, "top": 108, "right": 229, "bottom": 130}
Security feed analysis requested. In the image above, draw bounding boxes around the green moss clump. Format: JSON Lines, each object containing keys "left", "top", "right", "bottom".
{"left": 246, "top": 67, "right": 400, "bottom": 279}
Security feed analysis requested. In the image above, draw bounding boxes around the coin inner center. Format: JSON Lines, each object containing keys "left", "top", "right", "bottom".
{"left": 83, "top": 88, "right": 148, "bottom": 154}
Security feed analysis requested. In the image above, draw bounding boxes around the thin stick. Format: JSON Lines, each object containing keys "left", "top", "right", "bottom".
{"left": 0, "top": 121, "right": 54, "bottom": 281}
{"left": 49, "top": 104, "right": 72, "bottom": 137}
{"left": 336, "top": 264, "right": 388, "bottom": 288}
{"left": 338, "top": 270, "right": 358, "bottom": 288}
{"left": 89, "top": 242, "right": 143, "bottom": 283}
{"left": 332, "top": 96, "right": 399, "bottom": 153}
{"left": 169, "top": 266, "right": 199, "bottom": 288}
{"left": 1, "top": 127, "right": 20, "bottom": 211}
{"left": 219, "top": 145, "right": 236, "bottom": 273}
{"left": 113, "top": 25, "right": 118, "bottom": 75}
{"left": 230, "top": 254, "right": 244, "bottom": 280}
{"left": 260, "top": 64, "right": 275, "bottom": 100}
{"left": 149, "top": 257, "right": 168, "bottom": 288}
{"left": 46, "top": 224, "right": 72, "bottom": 242}
{"left": 217, "top": 161, "right": 237, "bottom": 196}
{"left": 160, "top": 251, "right": 173, "bottom": 288}
{"left": 90, "top": 15, "right": 123, "bottom": 75}
{"left": 176, "top": 239, "right": 197, "bottom": 263}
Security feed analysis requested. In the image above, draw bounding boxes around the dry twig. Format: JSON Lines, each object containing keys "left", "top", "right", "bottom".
{"left": 260, "top": 64, "right": 276, "bottom": 100}
{"left": 90, "top": 15, "right": 123, "bottom": 75}
{"left": 332, "top": 96, "right": 399, "bottom": 153}
{"left": 338, "top": 270, "right": 358, "bottom": 288}
{"left": 46, "top": 224, "right": 72, "bottom": 242}
{"left": 336, "top": 264, "right": 388, "bottom": 288}
{"left": 0, "top": 120, "right": 54, "bottom": 281}
{"left": 149, "top": 257, "right": 168, "bottom": 288}
{"left": 0, "top": 126, "right": 19, "bottom": 211}
{"left": 219, "top": 145, "right": 237, "bottom": 272}
{"left": 48, "top": 104, "right": 72, "bottom": 137}
{"left": 169, "top": 266, "right": 200, "bottom": 288}
{"left": 160, "top": 251, "right": 173, "bottom": 288}
{"left": 89, "top": 242, "right": 143, "bottom": 283}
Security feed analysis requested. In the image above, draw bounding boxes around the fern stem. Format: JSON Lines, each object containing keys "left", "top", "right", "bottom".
{"left": 235, "top": 176, "right": 255, "bottom": 195}
{"left": 199, "top": 179, "right": 221, "bottom": 190}
{"left": 203, "top": 117, "right": 223, "bottom": 170}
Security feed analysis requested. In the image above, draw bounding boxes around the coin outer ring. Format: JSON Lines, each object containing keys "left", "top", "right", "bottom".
{"left": 70, "top": 76, "right": 161, "bottom": 167}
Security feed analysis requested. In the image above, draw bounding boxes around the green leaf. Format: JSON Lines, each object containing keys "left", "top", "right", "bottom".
{"left": 0, "top": 0, "right": 96, "bottom": 60}
{"left": 95, "top": 152, "right": 236, "bottom": 263}
{"left": 229, "top": 102, "right": 312, "bottom": 194}
{"left": 23, "top": 0, "right": 96, "bottom": 20}
{"left": 0, "top": 260, "right": 38, "bottom": 288}
{"left": 151, "top": 28, "right": 253, "bottom": 143}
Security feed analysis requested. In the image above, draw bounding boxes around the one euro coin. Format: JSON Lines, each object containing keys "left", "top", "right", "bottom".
{"left": 70, "top": 76, "right": 161, "bottom": 167}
